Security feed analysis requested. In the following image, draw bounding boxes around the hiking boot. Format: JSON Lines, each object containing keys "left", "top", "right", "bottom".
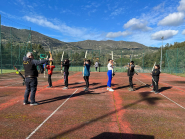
{"left": 30, "top": 102, "right": 39, "bottom": 106}
{"left": 23, "top": 101, "right": 30, "bottom": 105}
{"left": 63, "top": 87, "right": 68, "bottom": 90}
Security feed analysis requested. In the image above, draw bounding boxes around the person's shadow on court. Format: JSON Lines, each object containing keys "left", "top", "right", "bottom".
{"left": 38, "top": 90, "right": 103, "bottom": 105}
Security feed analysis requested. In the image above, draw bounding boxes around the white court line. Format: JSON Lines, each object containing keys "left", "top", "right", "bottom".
{"left": 135, "top": 78, "right": 185, "bottom": 110}
{"left": 0, "top": 82, "right": 23, "bottom": 88}
{"left": 26, "top": 89, "right": 78, "bottom": 139}
{"left": 0, "top": 77, "right": 21, "bottom": 81}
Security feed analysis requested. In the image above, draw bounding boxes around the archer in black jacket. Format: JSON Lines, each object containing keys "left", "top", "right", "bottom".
{"left": 127, "top": 61, "right": 135, "bottom": 91}
{"left": 62, "top": 59, "right": 70, "bottom": 89}
{"left": 23, "top": 52, "right": 52, "bottom": 106}
{"left": 151, "top": 65, "right": 160, "bottom": 94}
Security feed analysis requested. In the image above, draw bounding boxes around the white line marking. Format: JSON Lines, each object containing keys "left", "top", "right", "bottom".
{"left": 160, "top": 93, "right": 185, "bottom": 110}
{"left": 26, "top": 89, "right": 78, "bottom": 139}
{"left": 0, "top": 82, "right": 23, "bottom": 88}
{"left": 0, "top": 77, "right": 20, "bottom": 80}
{"left": 135, "top": 78, "right": 185, "bottom": 110}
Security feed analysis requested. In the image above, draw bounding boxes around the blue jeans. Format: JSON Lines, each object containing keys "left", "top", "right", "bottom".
{"left": 24, "top": 77, "right": 38, "bottom": 103}
{"left": 107, "top": 70, "right": 112, "bottom": 87}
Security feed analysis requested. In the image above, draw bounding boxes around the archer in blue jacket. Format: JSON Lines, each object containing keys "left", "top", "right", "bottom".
{"left": 83, "top": 60, "right": 90, "bottom": 91}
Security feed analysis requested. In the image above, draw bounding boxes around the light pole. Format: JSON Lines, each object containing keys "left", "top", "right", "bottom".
{"left": 160, "top": 36, "right": 164, "bottom": 71}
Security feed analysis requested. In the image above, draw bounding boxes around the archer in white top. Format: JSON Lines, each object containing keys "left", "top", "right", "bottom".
{"left": 107, "top": 63, "right": 113, "bottom": 70}
{"left": 107, "top": 59, "right": 114, "bottom": 91}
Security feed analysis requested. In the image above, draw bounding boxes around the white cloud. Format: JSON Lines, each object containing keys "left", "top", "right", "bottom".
{"left": 182, "top": 29, "right": 185, "bottom": 35}
{"left": 110, "top": 8, "right": 124, "bottom": 16}
{"left": 106, "top": 31, "right": 131, "bottom": 38}
{"left": 178, "top": 0, "right": 185, "bottom": 12}
{"left": 24, "top": 15, "right": 103, "bottom": 40}
{"left": 153, "top": 2, "right": 165, "bottom": 11}
{"left": 123, "top": 18, "right": 152, "bottom": 31}
{"left": 151, "top": 30, "right": 178, "bottom": 40}
{"left": 158, "top": 12, "right": 185, "bottom": 26}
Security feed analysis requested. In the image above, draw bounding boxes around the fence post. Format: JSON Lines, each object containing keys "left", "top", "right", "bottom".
{"left": 10, "top": 28, "right": 12, "bottom": 68}
{"left": 99, "top": 49, "right": 100, "bottom": 72}
{"left": 19, "top": 45, "right": 20, "bottom": 65}
{"left": 142, "top": 52, "right": 144, "bottom": 73}
{"left": 176, "top": 48, "right": 178, "bottom": 75}
{"left": 30, "top": 27, "right": 32, "bottom": 51}
{"left": 0, "top": 14, "right": 2, "bottom": 74}
{"left": 121, "top": 51, "right": 122, "bottom": 72}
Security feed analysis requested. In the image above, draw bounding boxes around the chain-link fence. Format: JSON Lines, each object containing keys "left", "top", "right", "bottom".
{"left": 164, "top": 47, "right": 185, "bottom": 74}
{"left": 0, "top": 15, "right": 32, "bottom": 73}
{"left": 49, "top": 49, "right": 149, "bottom": 73}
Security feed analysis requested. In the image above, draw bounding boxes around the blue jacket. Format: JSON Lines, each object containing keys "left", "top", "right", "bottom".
{"left": 83, "top": 64, "right": 90, "bottom": 76}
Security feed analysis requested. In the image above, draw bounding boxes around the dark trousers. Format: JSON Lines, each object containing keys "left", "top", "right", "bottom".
{"left": 48, "top": 74, "right": 52, "bottom": 87}
{"left": 95, "top": 67, "right": 98, "bottom": 71}
{"left": 129, "top": 76, "right": 133, "bottom": 88}
{"left": 24, "top": 77, "right": 37, "bottom": 103}
{"left": 64, "top": 72, "right": 69, "bottom": 87}
{"left": 152, "top": 79, "right": 159, "bottom": 92}
{"left": 84, "top": 76, "right": 89, "bottom": 88}
{"left": 39, "top": 65, "right": 44, "bottom": 73}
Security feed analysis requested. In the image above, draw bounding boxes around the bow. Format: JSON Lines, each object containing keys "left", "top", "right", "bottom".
{"left": 13, "top": 65, "right": 25, "bottom": 85}
{"left": 111, "top": 51, "right": 114, "bottom": 77}
{"left": 61, "top": 51, "right": 64, "bottom": 74}
{"left": 49, "top": 51, "right": 52, "bottom": 70}
{"left": 83, "top": 50, "right": 88, "bottom": 77}
{"left": 151, "top": 62, "right": 157, "bottom": 86}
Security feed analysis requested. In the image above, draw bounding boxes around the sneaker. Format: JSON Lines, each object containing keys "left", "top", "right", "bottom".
{"left": 63, "top": 87, "right": 68, "bottom": 90}
{"left": 150, "top": 90, "right": 155, "bottom": 92}
{"left": 155, "top": 91, "right": 160, "bottom": 94}
{"left": 129, "top": 88, "right": 134, "bottom": 91}
{"left": 47, "top": 86, "right": 52, "bottom": 88}
{"left": 109, "top": 88, "right": 114, "bottom": 91}
{"left": 84, "top": 88, "right": 89, "bottom": 91}
{"left": 107, "top": 88, "right": 109, "bottom": 90}
{"left": 30, "top": 102, "right": 39, "bottom": 106}
{"left": 23, "top": 101, "right": 30, "bottom": 105}
{"left": 83, "top": 87, "right": 87, "bottom": 90}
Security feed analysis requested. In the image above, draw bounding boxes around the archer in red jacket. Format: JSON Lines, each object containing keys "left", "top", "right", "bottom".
{"left": 46, "top": 64, "right": 55, "bottom": 88}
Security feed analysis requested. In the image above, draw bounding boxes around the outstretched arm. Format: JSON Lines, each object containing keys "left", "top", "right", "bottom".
{"left": 32, "top": 59, "right": 49, "bottom": 66}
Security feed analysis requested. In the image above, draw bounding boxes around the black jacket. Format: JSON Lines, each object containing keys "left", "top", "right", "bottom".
{"left": 23, "top": 56, "right": 48, "bottom": 77}
{"left": 152, "top": 69, "right": 160, "bottom": 81}
{"left": 127, "top": 64, "right": 135, "bottom": 76}
{"left": 62, "top": 62, "right": 70, "bottom": 73}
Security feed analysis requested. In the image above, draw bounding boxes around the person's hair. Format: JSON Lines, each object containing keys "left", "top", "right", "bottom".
{"left": 65, "top": 59, "right": 69, "bottom": 64}
{"left": 108, "top": 59, "right": 112, "bottom": 62}
{"left": 86, "top": 60, "right": 91, "bottom": 65}
{"left": 26, "top": 52, "right": 33, "bottom": 57}
{"left": 155, "top": 65, "right": 160, "bottom": 69}
{"left": 130, "top": 61, "right": 134, "bottom": 64}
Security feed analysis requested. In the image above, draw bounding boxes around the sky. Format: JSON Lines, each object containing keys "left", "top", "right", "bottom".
{"left": 0, "top": 0, "right": 185, "bottom": 47}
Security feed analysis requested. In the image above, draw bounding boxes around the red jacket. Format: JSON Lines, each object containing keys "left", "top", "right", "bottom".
{"left": 46, "top": 65, "right": 55, "bottom": 75}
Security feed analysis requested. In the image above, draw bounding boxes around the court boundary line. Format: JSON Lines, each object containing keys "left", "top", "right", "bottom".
{"left": 26, "top": 89, "right": 78, "bottom": 139}
{"left": 0, "top": 82, "right": 23, "bottom": 88}
{"left": 135, "top": 78, "right": 185, "bottom": 110}
{"left": 140, "top": 73, "right": 185, "bottom": 94}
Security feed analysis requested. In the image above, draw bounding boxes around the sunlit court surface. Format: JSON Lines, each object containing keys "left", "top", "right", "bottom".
{"left": 0, "top": 71, "right": 185, "bottom": 139}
